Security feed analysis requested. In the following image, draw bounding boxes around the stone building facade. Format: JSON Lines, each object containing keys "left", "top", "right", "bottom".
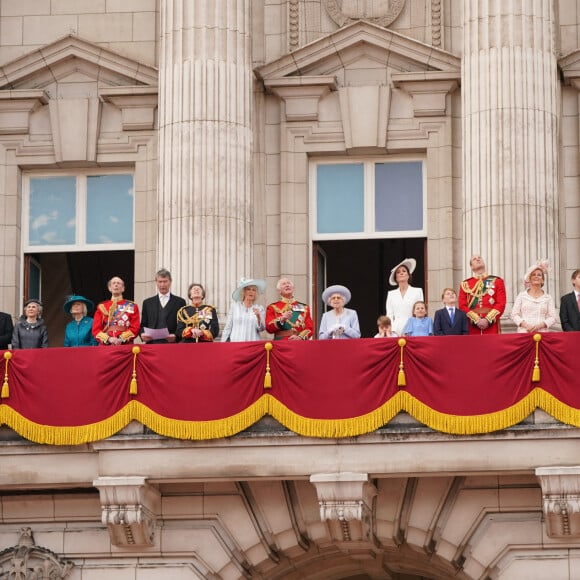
{"left": 1, "top": 1, "right": 580, "bottom": 579}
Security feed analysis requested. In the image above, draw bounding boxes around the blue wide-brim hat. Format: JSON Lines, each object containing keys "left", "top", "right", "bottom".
{"left": 232, "top": 278, "right": 267, "bottom": 302}
{"left": 322, "top": 285, "right": 352, "bottom": 306}
{"left": 63, "top": 295, "right": 94, "bottom": 314}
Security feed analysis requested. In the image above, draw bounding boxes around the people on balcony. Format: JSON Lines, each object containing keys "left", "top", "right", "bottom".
{"left": 560, "top": 269, "right": 580, "bottom": 332}
{"left": 63, "top": 295, "right": 97, "bottom": 347}
{"left": 0, "top": 311, "right": 14, "bottom": 350}
{"left": 318, "top": 285, "right": 361, "bottom": 340}
{"left": 511, "top": 261, "right": 557, "bottom": 333}
{"left": 459, "top": 255, "right": 506, "bottom": 334}
{"left": 92, "top": 276, "right": 140, "bottom": 345}
{"left": 11, "top": 299, "right": 48, "bottom": 349}
{"left": 176, "top": 283, "right": 219, "bottom": 342}
{"left": 386, "top": 258, "right": 424, "bottom": 337}
{"left": 266, "top": 277, "right": 314, "bottom": 340}
{"left": 433, "top": 288, "right": 469, "bottom": 336}
{"left": 140, "top": 268, "right": 186, "bottom": 344}
{"left": 222, "top": 278, "right": 266, "bottom": 342}
{"left": 403, "top": 300, "right": 434, "bottom": 337}
{"left": 374, "top": 315, "right": 397, "bottom": 338}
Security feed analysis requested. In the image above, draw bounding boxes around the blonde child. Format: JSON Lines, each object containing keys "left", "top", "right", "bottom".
{"left": 402, "top": 301, "right": 433, "bottom": 336}
{"left": 374, "top": 315, "right": 397, "bottom": 338}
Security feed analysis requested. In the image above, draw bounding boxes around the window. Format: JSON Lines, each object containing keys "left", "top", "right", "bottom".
{"left": 24, "top": 172, "right": 134, "bottom": 251}
{"left": 311, "top": 159, "right": 425, "bottom": 240}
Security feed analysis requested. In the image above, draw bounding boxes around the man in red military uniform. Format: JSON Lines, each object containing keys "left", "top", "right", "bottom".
{"left": 459, "top": 255, "right": 506, "bottom": 335}
{"left": 266, "top": 277, "right": 314, "bottom": 340}
{"left": 92, "top": 276, "right": 140, "bottom": 345}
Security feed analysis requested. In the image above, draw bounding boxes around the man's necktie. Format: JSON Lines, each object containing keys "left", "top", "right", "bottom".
{"left": 449, "top": 308, "right": 455, "bottom": 324}
{"left": 161, "top": 294, "right": 168, "bottom": 308}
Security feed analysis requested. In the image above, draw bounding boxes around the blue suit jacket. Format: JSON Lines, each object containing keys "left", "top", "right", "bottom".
{"left": 433, "top": 307, "right": 469, "bottom": 336}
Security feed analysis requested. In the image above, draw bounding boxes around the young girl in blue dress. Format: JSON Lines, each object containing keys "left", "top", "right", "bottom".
{"left": 403, "top": 301, "right": 434, "bottom": 337}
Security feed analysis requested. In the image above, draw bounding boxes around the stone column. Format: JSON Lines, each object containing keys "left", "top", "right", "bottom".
{"left": 462, "top": 1, "right": 559, "bottom": 304}
{"left": 158, "top": 0, "right": 253, "bottom": 315}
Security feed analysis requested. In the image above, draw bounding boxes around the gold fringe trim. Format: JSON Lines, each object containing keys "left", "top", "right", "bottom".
{"left": 2, "top": 351, "right": 12, "bottom": 399}
{"left": 264, "top": 342, "right": 273, "bottom": 389}
{"left": 532, "top": 333, "right": 541, "bottom": 382}
{"left": 4, "top": 388, "right": 580, "bottom": 444}
{"left": 130, "top": 346, "right": 140, "bottom": 395}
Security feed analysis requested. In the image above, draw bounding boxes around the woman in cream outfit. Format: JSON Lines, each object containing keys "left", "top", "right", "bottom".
{"left": 510, "top": 260, "right": 557, "bottom": 333}
{"left": 386, "top": 258, "right": 424, "bottom": 337}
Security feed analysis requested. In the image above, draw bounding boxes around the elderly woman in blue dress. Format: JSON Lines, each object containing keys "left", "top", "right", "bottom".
{"left": 222, "top": 278, "right": 266, "bottom": 342}
{"left": 319, "top": 285, "right": 361, "bottom": 339}
{"left": 64, "top": 294, "right": 98, "bottom": 347}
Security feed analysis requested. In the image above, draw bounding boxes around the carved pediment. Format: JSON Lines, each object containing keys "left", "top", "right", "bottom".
{"left": 559, "top": 49, "right": 580, "bottom": 88}
{"left": 0, "top": 34, "right": 157, "bottom": 91}
{"left": 255, "top": 20, "right": 460, "bottom": 81}
{"left": 0, "top": 527, "right": 73, "bottom": 579}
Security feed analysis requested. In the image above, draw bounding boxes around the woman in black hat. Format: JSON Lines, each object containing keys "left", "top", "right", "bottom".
{"left": 11, "top": 299, "right": 49, "bottom": 349}
{"left": 63, "top": 295, "right": 97, "bottom": 347}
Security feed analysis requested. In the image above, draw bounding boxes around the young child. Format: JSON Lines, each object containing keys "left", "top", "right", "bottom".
{"left": 374, "top": 315, "right": 397, "bottom": 338}
{"left": 402, "top": 301, "right": 433, "bottom": 336}
{"left": 433, "top": 288, "right": 469, "bottom": 335}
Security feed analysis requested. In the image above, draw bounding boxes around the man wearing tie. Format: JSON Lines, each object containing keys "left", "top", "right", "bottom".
{"left": 560, "top": 269, "right": 580, "bottom": 332}
{"left": 434, "top": 288, "right": 469, "bottom": 336}
{"left": 140, "top": 268, "right": 186, "bottom": 344}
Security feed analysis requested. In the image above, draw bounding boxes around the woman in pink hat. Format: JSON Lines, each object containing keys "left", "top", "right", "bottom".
{"left": 510, "top": 260, "right": 557, "bottom": 333}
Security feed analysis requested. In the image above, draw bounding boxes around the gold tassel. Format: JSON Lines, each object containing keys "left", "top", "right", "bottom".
{"left": 130, "top": 346, "right": 140, "bottom": 395}
{"left": 532, "top": 333, "right": 542, "bottom": 383}
{"left": 2, "top": 351, "right": 12, "bottom": 399}
{"left": 397, "top": 338, "right": 407, "bottom": 387}
{"left": 264, "top": 342, "right": 273, "bottom": 389}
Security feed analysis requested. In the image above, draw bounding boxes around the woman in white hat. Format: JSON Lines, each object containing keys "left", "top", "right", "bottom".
{"left": 385, "top": 258, "right": 424, "bottom": 336}
{"left": 319, "top": 285, "right": 361, "bottom": 339}
{"left": 510, "top": 260, "right": 557, "bottom": 333}
{"left": 222, "top": 278, "right": 267, "bottom": 342}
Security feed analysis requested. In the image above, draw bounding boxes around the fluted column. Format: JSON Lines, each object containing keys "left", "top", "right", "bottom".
{"left": 462, "top": 1, "right": 559, "bottom": 302}
{"left": 158, "top": 0, "right": 253, "bottom": 315}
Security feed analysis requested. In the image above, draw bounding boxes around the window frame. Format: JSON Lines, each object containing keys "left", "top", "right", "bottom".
{"left": 22, "top": 169, "right": 135, "bottom": 253}
{"left": 309, "top": 156, "right": 427, "bottom": 241}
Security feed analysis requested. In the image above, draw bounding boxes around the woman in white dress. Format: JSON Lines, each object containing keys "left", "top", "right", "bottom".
{"left": 386, "top": 258, "right": 424, "bottom": 337}
{"left": 222, "top": 278, "right": 266, "bottom": 342}
{"left": 510, "top": 260, "right": 557, "bottom": 333}
{"left": 319, "top": 285, "right": 361, "bottom": 339}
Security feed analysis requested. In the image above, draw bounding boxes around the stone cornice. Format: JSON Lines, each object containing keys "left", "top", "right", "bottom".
{"left": 100, "top": 86, "right": 158, "bottom": 130}
{"left": 0, "top": 89, "right": 48, "bottom": 134}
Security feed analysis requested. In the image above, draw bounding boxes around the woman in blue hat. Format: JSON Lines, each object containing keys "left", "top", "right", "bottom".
{"left": 63, "top": 295, "right": 97, "bottom": 347}
{"left": 318, "top": 285, "right": 361, "bottom": 340}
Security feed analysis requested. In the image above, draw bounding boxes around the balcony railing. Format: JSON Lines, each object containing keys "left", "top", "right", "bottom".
{"left": 1, "top": 332, "right": 579, "bottom": 445}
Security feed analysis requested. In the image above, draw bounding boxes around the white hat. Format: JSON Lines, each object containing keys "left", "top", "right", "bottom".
{"left": 322, "top": 285, "right": 351, "bottom": 306}
{"left": 232, "top": 277, "right": 267, "bottom": 302}
{"left": 388, "top": 258, "right": 417, "bottom": 286}
{"left": 523, "top": 260, "right": 549, "bottom": 287}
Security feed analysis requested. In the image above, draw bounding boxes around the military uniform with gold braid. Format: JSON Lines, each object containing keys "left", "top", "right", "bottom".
{"left": 176, "top": 304, "right": 219, "bottom": 342}
{"left": 265, "top": 298, "right": 314, "bottom": 340}
{"left": 458, "top": 274, "right": 506, "bottom": 335}
{"left": 92, "top": 299, "right": 140, "bottom": 344}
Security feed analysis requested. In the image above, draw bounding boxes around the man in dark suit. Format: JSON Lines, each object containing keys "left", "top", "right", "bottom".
{"left": 0, "top": 311, "right": 14, "bottom": 349}
{"left": 560, "top": 269, "right": 580, "bottom": 332}
{"left": 140, "top": 268, "right": 186, "bottom": 344}
{"left": 434, "top": 288, "right": 469, "bottom": 336}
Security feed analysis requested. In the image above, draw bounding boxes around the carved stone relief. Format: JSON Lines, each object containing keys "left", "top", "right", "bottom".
{"left": 0, "top": 528, "right": 73, "bottom": 579}
{"left": 324, "top": 0, "right": 406, "bottom": 28}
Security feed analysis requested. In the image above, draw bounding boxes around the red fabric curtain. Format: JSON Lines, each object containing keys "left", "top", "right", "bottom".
{"left": 1, "top": 333, "right": 580, "bottom": 444}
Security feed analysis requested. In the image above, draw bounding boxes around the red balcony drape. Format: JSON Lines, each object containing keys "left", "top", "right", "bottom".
{"left": 1, "top": 333, "right": 579, "bottom": 444}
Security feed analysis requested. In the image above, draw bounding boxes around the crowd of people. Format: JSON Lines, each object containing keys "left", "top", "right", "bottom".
{"left": 1, "top": 259, "right": 579, "bottom": 350}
